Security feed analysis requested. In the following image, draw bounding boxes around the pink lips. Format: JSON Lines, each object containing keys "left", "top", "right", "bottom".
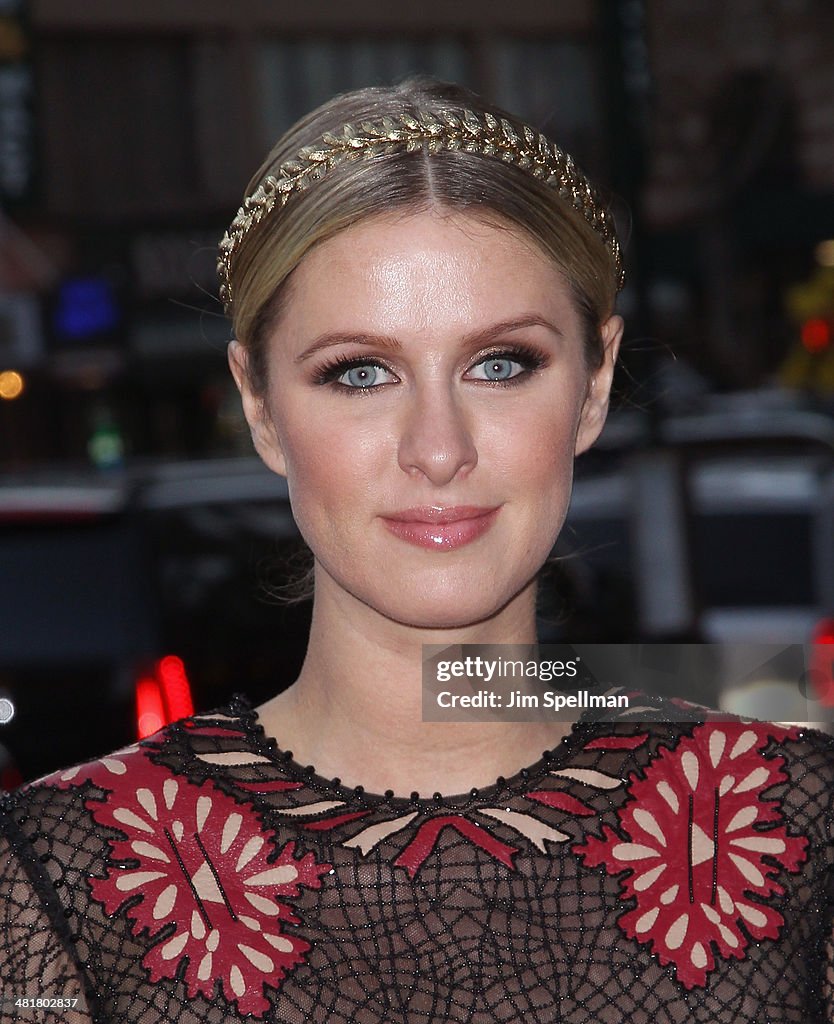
{"left": 380, "top": 505, "right": 500, "bottom": 550}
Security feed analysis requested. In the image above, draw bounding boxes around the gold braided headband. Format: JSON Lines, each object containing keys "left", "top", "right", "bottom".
{"left": 217, "top": 107, "right": 624, "bottom": 315}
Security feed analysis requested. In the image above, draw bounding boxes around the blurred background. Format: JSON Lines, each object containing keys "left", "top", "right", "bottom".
{"left": 1, "top": 0, "right": 834, "bottom": 781}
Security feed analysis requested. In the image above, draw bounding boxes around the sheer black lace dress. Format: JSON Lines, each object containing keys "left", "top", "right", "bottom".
{"left": 1, "top": 693, "right": 833, "bottom": 1023}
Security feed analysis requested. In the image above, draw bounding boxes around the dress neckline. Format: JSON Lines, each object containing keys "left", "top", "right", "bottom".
{"left": 227, "top": 692, "right": 602, "bottom": 809}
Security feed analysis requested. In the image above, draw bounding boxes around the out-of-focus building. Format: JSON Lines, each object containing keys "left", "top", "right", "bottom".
{"left": 3, "top": 0, "right": 833, "bottom": 467}
{"left": 643, "top": 0, "right": 834, "bottom": 385}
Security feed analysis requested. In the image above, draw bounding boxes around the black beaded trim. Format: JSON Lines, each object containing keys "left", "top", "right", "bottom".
{"left": 228, "top": 692, "right": 602, "bottom": 810}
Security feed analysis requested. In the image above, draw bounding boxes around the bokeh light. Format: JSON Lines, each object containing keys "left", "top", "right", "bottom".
{"left": 0, "top": 697, "right": 15, "bottom": 725}
{"left": 0, "top": 371, "right": 24, "bottom": 401}
{"left": 801, "top": 318, "right": 831, "bottom": 354}
{"left": 814, "top": 240, "right": 834, "bottom": 267}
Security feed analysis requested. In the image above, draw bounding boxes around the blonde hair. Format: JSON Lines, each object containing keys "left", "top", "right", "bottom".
{"left": 224, "top": 76, "right": 620, "bottom": 395}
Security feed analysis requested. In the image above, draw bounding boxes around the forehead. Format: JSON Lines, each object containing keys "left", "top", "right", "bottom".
{"left": 277, "top": 209, "right": 578, "bottom": 342}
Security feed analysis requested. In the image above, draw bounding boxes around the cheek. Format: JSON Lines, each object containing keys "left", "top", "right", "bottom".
{"left": 483, "top": 391, "right": 583, "bottom": 489}
{"left": 275, "top": 404, "right": 388, "bottom": 527}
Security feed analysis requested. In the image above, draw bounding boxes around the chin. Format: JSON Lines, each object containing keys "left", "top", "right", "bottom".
{"left": 360, "top": 570, "right": 535, "bottom": 632}
{"left": 315, "top": 549, "right": 542, "bottom": 630}
{"left": 379, "top": 601, "right": 501, "bottom": 631}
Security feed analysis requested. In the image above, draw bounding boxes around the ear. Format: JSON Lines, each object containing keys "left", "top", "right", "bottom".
{"left": 574, "top": 314, "right": 623, "bottom": 456}
{"left": 227, "top": 340, "right": 288, "bottom": 477}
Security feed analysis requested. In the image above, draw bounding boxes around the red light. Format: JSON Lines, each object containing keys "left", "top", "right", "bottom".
{"left": 801, "top": 318, "right": 831, "bottom": 354}
{"left": 156, "top": 655, "right": 195, "bottom": 721}
{"left": 136, "top": 677, "right": 166, "bottom": 738}
{"left": 810, "top": 619, "right": 834, "bottom": 707}
{"left": 812, "top": 618, "right": 834, "bottom": 645}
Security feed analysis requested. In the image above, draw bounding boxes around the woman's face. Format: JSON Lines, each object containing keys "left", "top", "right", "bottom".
{"left": 231, "top": 210, "right": 621, "bottom": 629}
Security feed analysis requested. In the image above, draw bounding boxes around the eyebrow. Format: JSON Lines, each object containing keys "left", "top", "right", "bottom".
{"left": 295, "top": 315, "right": 564, "bottom": 363}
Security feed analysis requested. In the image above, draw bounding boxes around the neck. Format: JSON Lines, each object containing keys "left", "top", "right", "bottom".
{"left": 256, "top": 569, "right": 572, "bottom": 797}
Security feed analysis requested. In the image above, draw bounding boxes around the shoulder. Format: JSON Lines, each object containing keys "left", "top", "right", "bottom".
{"left": 0, "top": 696, "right": 261, "bottom": 860}
{"left": 10, "top": 695, "right": 254, "bottom": 793}
{"left": 592, "top": 691, "right": 834, "bottom": 853}
{"left": 601, "top": 688, "right": 834, "bottom": 775}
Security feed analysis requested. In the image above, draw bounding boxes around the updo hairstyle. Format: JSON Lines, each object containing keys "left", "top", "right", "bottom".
{"left": 223, "top": 77, "right": 621, "bottom": 397}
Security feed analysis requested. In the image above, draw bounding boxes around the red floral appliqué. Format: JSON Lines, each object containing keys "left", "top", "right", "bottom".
{"left": 85, "top": 754, "right": 331, "bottom": 1016}
{"left": 575, "top": 722, "right": 808, "bottom": 988}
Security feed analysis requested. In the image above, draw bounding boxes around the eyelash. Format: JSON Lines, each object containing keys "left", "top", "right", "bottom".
{"left": 311, "top": 344, "right": 549, "bottom": 392}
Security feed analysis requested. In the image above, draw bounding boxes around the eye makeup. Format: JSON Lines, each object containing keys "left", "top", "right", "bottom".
{"left": 310, "top": 353, "right": 399, "bottom": 391}
{"left": 465, "top": 343, "right": 549, "bottom": 384}
{"left": 310, "top": 341, "right": 550, "bottom": 393}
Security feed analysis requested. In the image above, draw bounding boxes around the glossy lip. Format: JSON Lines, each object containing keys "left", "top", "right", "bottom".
{"left": 380, "top": 505, "right": 501, "bottom": 551}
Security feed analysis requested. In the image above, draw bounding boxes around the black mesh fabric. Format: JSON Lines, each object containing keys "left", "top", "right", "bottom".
{"left": 1, "top": 693, "right": 833, "bottom": 1023}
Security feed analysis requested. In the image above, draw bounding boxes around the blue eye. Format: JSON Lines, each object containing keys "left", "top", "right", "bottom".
{"left": 334, "top": 362, "right": 396, "bottom": 389}
{"left": 342, "top": 365, "right": 376, "bottom": 388}
{"left": 466, "top": 345, "right": 548, "bottom": 383}
{"left": 469, "top": 356, "right": 525, "bottom": 382}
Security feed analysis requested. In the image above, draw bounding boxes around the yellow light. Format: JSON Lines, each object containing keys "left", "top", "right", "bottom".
{"left": 0, "top": 370, "right": 24, "bottom": 400}
{"left": 815, "top": 240, "right": 834, "bottom": 267}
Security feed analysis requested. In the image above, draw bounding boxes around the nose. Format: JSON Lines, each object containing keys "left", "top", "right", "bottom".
{"left": 397, "top": 385, "right": 478, "bottom": 485}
